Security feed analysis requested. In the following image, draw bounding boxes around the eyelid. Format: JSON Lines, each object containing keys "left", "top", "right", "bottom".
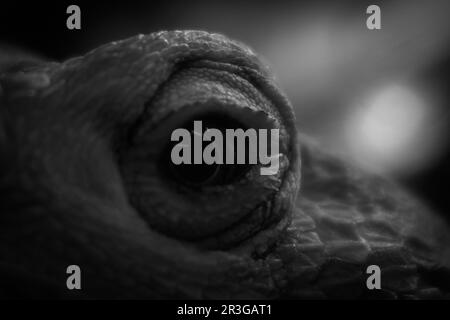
{"left": 141, "top": 101, "right": 276, "bottom": 142}
{"left": 137, "top": 65, "right": 282, "bottom": 132}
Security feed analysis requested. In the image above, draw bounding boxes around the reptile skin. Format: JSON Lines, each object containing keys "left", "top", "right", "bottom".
{"left": 0, "top": 30, "right": 449, "bottom": 299}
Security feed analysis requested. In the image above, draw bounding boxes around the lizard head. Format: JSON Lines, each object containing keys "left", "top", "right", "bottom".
{"left": 2, "top": 30, "right": 449, "bottom": 299}
{"left": 0, "top": 30, "right": 301, "bottom": 298}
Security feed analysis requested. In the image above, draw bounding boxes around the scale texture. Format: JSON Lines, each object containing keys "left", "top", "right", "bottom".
{"left": 0, "top": 30, "right": 449, "bottom": 299}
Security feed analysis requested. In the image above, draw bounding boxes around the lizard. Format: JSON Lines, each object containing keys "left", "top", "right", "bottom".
{"left": 0, "top": 30, "right": 449, "bottom": 299}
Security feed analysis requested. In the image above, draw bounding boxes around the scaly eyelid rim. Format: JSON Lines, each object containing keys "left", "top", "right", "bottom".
{"left": 133, "top": 100, "right": 281, "bottom": 148}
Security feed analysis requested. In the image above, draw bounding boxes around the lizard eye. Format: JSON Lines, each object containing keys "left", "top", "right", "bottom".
{"left": 162, "top": 112, "right": 254, "bottom": 188}
{"left": 118, "top": 62, "right": 295, "bottom": 249}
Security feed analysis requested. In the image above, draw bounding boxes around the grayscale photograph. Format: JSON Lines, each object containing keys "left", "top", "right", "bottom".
{"left": 0, "top": 0, "right": 449, "bottom": 306}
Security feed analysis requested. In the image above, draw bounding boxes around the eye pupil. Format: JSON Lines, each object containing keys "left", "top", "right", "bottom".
{"left": 170, "top": 162, "right": 221, "bottom": 186}
{"left": 161, "top": 113, "right": 253, "bottom": 187}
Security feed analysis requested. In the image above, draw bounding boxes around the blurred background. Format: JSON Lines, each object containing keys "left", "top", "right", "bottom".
{"left": 1, "top": 0, "right": 449, "bottom": 219}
